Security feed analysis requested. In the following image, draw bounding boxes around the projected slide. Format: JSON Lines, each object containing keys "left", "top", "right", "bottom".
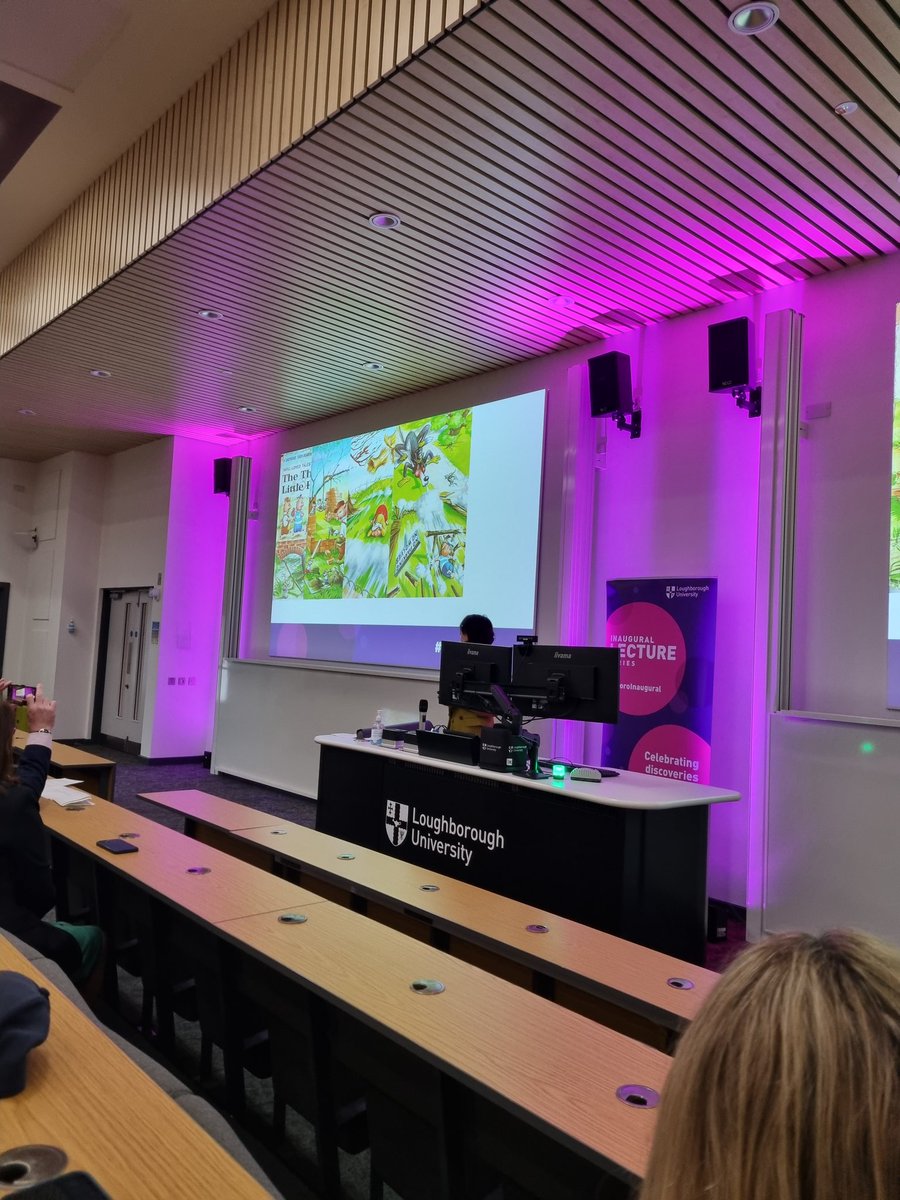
{"left": 275, "top": 410, "right": 472, "bottom": 602}
{"left": 270, "top": 391, "right": 546, "bottom": 666}
{"left": 889, "top": 303, "right": 900, "bottom": 707}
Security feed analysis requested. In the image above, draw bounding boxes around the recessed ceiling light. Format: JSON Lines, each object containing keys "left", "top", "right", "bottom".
{"left": 17, "top": 408, "right": 37, "bottom": 416}
{"left": 197, "top": 308, "right": 223, "bottom": 320}
{"left": 363, "top": 361, "right": 386, "bottom": 373}
{"left": 89, "top": 368, "right": 112, "bottom": 378}
{"left": 834, "top": 101, "right": 858, "bottom": 117}
{"left": 552, "top": 294, "right": 576, "bottom": 310}
{"left": 368, "top": 213, "right": 401, "bottom": 230}
{"left": 727, "top": 3, "right": 780, "bottom": 34}
{"left": 238, "top": 405, "right": 257, "bottom": 413}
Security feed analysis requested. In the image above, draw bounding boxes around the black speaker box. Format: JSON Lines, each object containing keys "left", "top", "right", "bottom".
{"left": 213, "top": 457, "right": 232, "bottom": 495}
{"left": 708, "top": 316, "right": 753, "bottom": 392}
{"left": 588, "top": 351, "right": 632, "bottom": 417}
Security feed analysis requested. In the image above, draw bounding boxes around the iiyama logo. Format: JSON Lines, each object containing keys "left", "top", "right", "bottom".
{"left": 466, "top": 648, "right": 479, "bottom": 656}
{"left": 553, "top": 651, "right": 572, "bottom": 660}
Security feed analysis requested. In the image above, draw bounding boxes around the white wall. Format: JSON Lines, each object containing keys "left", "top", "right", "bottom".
{"left": 5, "top": 435, "right": 229, "bottom": 758}
{"left": 97, "top": 439, "right": 171, "bottom": 587}
{"left": 147, "top": 437, "right": 228, "bottom": 758}
{"left": 0, "top": 458, "right": 36, "bottom": 679}
{"left": 98, "top": 439, "right": 172, "bottom": 753}
{"left": 52, "top": 453, "right": 106, "bottom": 738}
{"left": 764, "top": 254, "right": 900, "bottom": 941}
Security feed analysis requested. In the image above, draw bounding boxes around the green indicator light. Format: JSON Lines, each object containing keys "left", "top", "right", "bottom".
{"left": 860, "top": 741, "right": 875, "bottom": 755}
{"left": 552, "top": 761, "right": 566, "bottom": 780}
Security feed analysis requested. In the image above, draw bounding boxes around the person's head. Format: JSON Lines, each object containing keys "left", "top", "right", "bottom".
{"left": 640, "top": 929, "right": 900, "bottom": 1200}
{"left": 459, "top": 614, "right": 494, "bottom": 645}
{"left": 0, "top": 701, "right": 17, "bottom": 785}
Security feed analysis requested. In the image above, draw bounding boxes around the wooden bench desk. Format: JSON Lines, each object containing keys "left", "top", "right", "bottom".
{"left": 43, "top": 796, "right": 670, "bottom": 1189}
{"left": 138, "top": 790, "right": 717, "bottom": 1044}
{"left": 0, "top": 936, "right": 273, "bottom": 1199}
{"left": 215, "top": 901, "right": 670, "bottom": 1185}
{"left": 137, "top": 789, "right": 287, "bottom": 870}
{"left": 40, "top": 796, "right": 326, "bottom": 926}
{"left": 139, "top": 789, "right": 281, "bottom": 832}
{"left": 14, "top": 730, "right": 117, "bottom": 801}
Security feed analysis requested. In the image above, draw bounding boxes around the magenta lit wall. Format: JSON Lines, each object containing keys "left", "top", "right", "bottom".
{"left": 149, "top": 436, "right": 228, "bottom": 758}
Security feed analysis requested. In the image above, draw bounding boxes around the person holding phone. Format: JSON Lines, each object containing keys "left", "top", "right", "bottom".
{"left": 0, "top": 680, "right": 103, "bottom": 990}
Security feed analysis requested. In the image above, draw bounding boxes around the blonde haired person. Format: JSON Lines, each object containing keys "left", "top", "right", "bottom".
{"left": 640, "top": 929, "right": 900, "bottom": 1200}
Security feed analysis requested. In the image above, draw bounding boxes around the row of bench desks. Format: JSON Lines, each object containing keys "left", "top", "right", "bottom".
{"left": 139, "top": 788, "right": 718, "bottom": 1047}
{"left": 0, "top": 935, "right": 274, "bottom": 1199}
{"left": 41, "top": 794, "right": 670, "bottom": 1187}
{"left": 14, "top": 729, "right": 117, "bottom": 800}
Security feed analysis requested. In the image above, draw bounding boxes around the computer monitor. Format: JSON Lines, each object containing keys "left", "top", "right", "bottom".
{"left": 437, "top": 641, "right": 512, "bottom": 710}
{"left": 509, "top": 643, "right": 620, "bottom": 724}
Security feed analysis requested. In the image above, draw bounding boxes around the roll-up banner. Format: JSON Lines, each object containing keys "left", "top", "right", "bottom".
{"left": 603, "top": 578, "right": 718, "bottom": 784}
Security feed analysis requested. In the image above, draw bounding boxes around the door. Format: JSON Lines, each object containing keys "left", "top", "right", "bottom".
{"left": 100, "top": 589, "right": 151, "bottom": 747}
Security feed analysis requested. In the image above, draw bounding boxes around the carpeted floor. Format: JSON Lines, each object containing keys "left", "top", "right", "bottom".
{"left": 81, "top": 743, "right": 319, "bottom": 830}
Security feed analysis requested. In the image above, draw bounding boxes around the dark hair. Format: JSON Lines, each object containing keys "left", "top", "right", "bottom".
{"left": 460, "top": 614, "right": 494, "bottom": 644}
{"left": 0, "top": 702, "right": 17, "bottom": 785}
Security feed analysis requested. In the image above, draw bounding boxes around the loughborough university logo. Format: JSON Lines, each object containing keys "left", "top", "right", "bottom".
{"left": 385, "top": 799, "right": 409, "bottom": 847}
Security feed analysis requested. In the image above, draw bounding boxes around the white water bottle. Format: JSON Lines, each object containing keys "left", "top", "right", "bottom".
{"left": 371, "top": 709, "right": 384, "bottom": 746}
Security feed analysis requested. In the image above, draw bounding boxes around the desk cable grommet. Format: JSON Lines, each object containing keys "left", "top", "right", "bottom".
{"left": 615, "top": 1084, "right": 660, "bottom": 1109}
{"left": 410, "top": 979, "right": 445, "bottom": 995}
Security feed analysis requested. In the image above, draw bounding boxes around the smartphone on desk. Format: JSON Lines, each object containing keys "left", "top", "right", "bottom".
{"left": 96, "top": 838, "right": 139, "bottom": 854}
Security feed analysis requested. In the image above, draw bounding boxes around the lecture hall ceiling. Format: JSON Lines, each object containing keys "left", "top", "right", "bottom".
{"left": 1, "top": 0, "right": 898, "bottom": 461}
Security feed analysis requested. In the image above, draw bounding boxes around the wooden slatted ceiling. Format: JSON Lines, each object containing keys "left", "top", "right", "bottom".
{"left": 0, "top": 0, "right": 898, "bottom": 461}
{"left": 0, "top": 0, "right": 481, "bottom": 356}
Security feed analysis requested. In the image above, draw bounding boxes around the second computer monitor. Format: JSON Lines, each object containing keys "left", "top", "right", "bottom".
{"left": 510, "top": 643, "right": 620, "bottom": 724}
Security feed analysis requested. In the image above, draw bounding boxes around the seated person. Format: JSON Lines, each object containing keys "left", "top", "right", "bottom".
{"left": 0, "top": 680, "right": 103, "bottom": 989}
{"left": 448, "top": 613, "right": 497, "bottom": 736}
{"left": 639, "top": 928, "right": 900, "bottom": 1200}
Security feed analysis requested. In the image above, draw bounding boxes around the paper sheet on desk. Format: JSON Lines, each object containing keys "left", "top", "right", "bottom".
{"left": 42, "top": 778, "right": 94, "bottom": 807}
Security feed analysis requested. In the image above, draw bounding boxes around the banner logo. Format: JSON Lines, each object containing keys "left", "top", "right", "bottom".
{"left": 666, "top": 585, "right": 676, "bottom": 599}
{"left": 385, "top": 799, "right": 409, "bottom": 847}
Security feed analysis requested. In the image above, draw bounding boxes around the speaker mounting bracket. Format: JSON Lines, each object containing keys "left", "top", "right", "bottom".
{"left": 615, "top": 409, "right": 642, "bottom": 439}
{"left": 732, "top": 385, "right": 761, "bottom": 419}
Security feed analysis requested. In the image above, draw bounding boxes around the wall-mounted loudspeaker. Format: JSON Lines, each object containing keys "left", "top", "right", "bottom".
{"left": 588, "top": 351, "right": 633, "bottom": 417}
{"left": 213, "top": 457, "right": 233, "bottom": 495}
{"left": 708, "top": 317, "right": 752, "bottom": 393}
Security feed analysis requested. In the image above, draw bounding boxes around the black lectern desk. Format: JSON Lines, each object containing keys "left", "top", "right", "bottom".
{"left": 315, "top": 734, "right": 739, "bottom": 963}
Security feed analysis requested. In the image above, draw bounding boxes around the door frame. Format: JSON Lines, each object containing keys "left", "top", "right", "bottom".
{"left": 92, "top": 586, "right": 151, "bottom": 750}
